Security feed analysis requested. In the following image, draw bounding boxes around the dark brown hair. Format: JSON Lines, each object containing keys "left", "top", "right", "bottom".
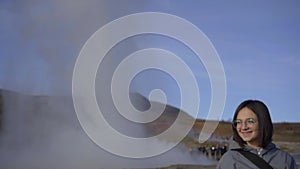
{"left": 232, "top": 100, "right": 273, "bottom": 148}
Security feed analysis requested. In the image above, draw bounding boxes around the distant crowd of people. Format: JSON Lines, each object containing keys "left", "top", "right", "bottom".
{"left": 189, "top": 143, "right": 228, "bottom": 161}
{"left": 197, "top": 144, "right": 228, "bottom": 160}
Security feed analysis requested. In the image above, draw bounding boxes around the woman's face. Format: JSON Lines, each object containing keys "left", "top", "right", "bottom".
{"left": 235, "top": 107, "right": 261, "bottom": 148}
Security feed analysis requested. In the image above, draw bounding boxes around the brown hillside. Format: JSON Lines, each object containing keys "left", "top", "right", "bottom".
{"left": 1, "top": 90, "right": 299, "bottom": 154}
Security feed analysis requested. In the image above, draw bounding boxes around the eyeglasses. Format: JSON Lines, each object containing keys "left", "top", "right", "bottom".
{"left": 233, "top": 118, "right": 257, "bottom": 128}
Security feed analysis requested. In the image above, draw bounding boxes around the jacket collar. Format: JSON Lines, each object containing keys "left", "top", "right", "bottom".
{"left": 229, "top": 138, "right": 276, "bottom": 156}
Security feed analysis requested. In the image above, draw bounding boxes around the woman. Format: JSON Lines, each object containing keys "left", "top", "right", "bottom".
{"left": 217, "top": 100, "right": 298, "bottom": 169}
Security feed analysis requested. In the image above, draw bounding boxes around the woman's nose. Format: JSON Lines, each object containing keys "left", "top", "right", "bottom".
{"left": 240, "top": 122, "right": 249, "bottom": 129}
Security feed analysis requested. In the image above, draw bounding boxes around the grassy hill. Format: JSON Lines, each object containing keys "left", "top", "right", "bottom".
{"left": 0, "top": 90, "right": 299, "bottom": 154}
{"left": 1, "top": 90, "right": 299, "bottom": 151}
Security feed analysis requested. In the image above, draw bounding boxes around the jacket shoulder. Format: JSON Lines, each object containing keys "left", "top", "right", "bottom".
{"left": 217, "top": 150, "right": 239, "bottom": 169}
{"left": 272, "top": 148, "right": 298, "bottom": 168}
{"left": 265, "top": 145, "right": 298, "bottom": 169}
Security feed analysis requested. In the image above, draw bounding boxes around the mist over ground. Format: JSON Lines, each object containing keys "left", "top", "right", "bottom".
{"left": 0, "top": 90, "right": 216, "bottom": 169}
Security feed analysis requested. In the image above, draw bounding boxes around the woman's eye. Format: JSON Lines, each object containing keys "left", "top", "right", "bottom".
{"left": 234, "top": 120, "right": 242, "bottom": 125}
{"left": 247, "top": 118, "right": 255, "bottom": 123}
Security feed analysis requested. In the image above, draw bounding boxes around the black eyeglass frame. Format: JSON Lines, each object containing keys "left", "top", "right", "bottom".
{"left": 232, "top": 118, "right": 257, "bottom": 128}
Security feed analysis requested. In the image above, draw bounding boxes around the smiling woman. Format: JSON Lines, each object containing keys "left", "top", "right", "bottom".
{"left": 234, "top": 109, "right": 261, "bottom": 149}
{"left": 217, "top": 100, "right": 298, "bottom": 169}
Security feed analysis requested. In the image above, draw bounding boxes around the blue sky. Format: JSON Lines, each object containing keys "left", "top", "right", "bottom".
{"left": 0, "top": 0, "right": 299, "bottom": 122}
